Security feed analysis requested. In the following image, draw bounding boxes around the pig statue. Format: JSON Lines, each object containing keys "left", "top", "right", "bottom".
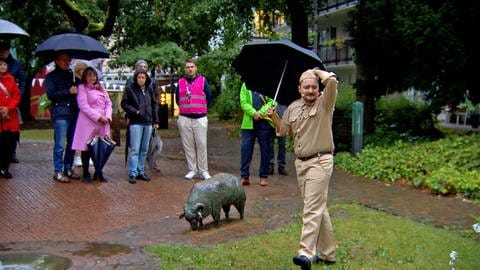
{"left": 179, "top": 173, "right": 246, "bottom": 230}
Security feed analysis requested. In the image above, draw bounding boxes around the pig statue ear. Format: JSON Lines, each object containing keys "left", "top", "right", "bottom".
{"left": 194, "top": 202, "right": 205, "bottom": 218}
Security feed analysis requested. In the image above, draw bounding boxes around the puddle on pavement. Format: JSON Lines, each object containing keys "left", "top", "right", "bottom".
{"left": 72, "top": 243, "right": 131, "bottom": 257}
{"left": 0, "top": 253, "right": 71, "bottom": 270}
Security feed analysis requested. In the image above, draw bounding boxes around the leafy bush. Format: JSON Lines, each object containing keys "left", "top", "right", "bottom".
{"left": 375, "top": 92, "right": 440, "bottom": 137}
{"left": 335, "top": 134, "right": 480, "bottom": 199}
{"left": 335, "top": 83, "right": 356, "bottom": 117}
{"left": 211, "top": 75, "right": 242, "bottom": 121}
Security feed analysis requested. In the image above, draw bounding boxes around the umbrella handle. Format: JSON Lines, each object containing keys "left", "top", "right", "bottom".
{"left": 273, "top": 60, "right": 288, "bottom": 103}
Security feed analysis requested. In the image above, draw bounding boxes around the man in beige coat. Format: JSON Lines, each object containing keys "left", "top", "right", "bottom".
{"left": 268, "top": 68, "right": 338, "bottom": 270}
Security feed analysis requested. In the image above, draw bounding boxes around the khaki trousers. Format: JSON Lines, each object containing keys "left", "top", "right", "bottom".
{"left": 295, "top": 153, "right": 336, "bottom": 261}
{"left": 177, "top": 115, "right": 209, "bottom": 173}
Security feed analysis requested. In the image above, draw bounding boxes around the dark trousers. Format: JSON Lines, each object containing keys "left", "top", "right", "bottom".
{"left": 240, "top": 128, "right": 273, "bottom": 179}
{"left": 0, "top": 131, "right": 15, "bottom": 171}
{"left": 270, "top": 135, "right": 286, "bottom": 169}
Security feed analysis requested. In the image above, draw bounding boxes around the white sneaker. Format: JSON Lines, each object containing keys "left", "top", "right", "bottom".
{"left": 73, "top": 156, "right": 82, "bottom": 167}
{"left": 185, "top": 171, "right": 196, "bottom": 180}
{"left": 201, "top": 171, "right": 211, "bottom": 180}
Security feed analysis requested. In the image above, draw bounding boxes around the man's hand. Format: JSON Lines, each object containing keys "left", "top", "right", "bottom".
{"left": 314, "top": 69, "right": 336, "bottom": 83}
{"left": 267, "top": 107, "right": 276, "bottom": 117}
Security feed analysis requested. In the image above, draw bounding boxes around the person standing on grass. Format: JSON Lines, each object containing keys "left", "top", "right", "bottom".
{"left": 45, "top": 52, "right": 81, "bottom": 183}
{"left": 175, "top": 58, "right": 212, "bottom": 180}
{"left": 268, "top": 68, "right": 338, "bottom": 270}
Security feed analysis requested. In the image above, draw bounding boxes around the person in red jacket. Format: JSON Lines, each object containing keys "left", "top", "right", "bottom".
{"left": 0, "top": 56, "right": 21, "bottom": 178}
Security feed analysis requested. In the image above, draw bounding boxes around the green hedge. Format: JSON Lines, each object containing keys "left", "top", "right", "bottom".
{"left": 335, "top": 134, "right": 480, "bottom": 199}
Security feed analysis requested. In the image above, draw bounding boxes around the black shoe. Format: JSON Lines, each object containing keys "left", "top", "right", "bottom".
{"left": 0, "top": 169, "right": 12, "bottom": 179}
{"left": 136, "top": 173, "right": 151, "bottom": 181}
{"left": 10, "top": 158, "right": 19, "bottom": 163}
{"left": 82, "top": 172, "right": 92, "bottom": 183}
{"left": 65, "top": 170, "right": 81, "bottom": 180}
{"left": 312, "top": 255, "right": 336, "bottom": 265}
{"left": 278, "top": 167, "right": 288, "bottom": 175}
{"left": 95, "top": 171, "right": 108, "bottom": 182}
{"left": 129, "top": 175, "right": 136, "bottom": 184}
{"left": 293, "top": 255, "right": 311, "bottom": 270}
{"left": 268, "top": 166, "right": 274, "bottom": 175}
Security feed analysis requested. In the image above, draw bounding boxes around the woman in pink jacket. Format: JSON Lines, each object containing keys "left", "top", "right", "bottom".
{"left": 72, "top": 67, "right": 112, "bottom": 183}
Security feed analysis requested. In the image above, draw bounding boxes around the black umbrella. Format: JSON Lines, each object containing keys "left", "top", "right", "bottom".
{"left": 0, "top": 19, "right": 29, "bottom": 39}
{"left": 232, "top": 39, "right": 325, "bottom": 105}
{"left": 35, "top": 33, "right": 109, "bottom": 60}
{"left": 87, "top": 136, "right": 116, "bottom": 175}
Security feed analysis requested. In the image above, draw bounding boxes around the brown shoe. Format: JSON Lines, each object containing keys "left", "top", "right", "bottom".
{"left": 241, "top": 178, "right": 250, "bottom": 186}
{"left": 260, "top": 178, "right": 268, "bottom": 186}
{"left": 53, "top": 172, "right": 70, "bottom": 183}
{"left": 65, "top": 170, "right": 81, "bottom": 180}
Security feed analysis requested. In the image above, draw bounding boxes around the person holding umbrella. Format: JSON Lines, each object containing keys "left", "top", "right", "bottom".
{"left": 121, "top": 67, "right": 159, "bottom": 184}
{"left": 45, "top": 52, "right": 81, "bottom": 183}
{"left": 0, "top": 56, "right": 21, "bottom": 178}
{"left": 267, "top": 68, "right": 338, "bottom": 269}
{"left": 239, "top": 82, "right": 275, "bottom": 187}
{"left": 72, "top": 67, "right": 112, "bottom": 183}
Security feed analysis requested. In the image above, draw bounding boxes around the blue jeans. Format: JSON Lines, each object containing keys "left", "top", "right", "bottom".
{"left": 53, "top": 119, "right": 76, "bottom": 173}
{"left": 270, "top": 135, "right": 286, "bottom": 169}
{"left": 240, "top": 128, "right": 272, "bottom": 179}
{"left": 128, "top": 124, "right": 152, "bottom": 177}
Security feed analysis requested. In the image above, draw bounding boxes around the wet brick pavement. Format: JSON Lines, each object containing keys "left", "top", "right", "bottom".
{"left": 0, "top": 120, "right": 479, "bottom": 269}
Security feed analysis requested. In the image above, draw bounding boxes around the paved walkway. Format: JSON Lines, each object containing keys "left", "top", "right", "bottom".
{"left": 0, "top": 120, "right": 479, "bottom": 269}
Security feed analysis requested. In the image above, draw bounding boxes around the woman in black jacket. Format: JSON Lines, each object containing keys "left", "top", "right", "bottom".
{"left": 121, "top": 68, "right": 159, "bottom": 184}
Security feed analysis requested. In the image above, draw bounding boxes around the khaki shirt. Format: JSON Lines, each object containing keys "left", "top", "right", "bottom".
{"left": 276, "top": 77, "right": 338, "bottom": 158}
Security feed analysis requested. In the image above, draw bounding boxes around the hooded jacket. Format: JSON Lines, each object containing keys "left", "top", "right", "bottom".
{"left": 121, "top": 69, "right": 159, "bottom": 125}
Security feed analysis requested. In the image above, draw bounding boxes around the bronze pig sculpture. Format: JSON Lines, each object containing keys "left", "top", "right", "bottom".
{"left": 179, "top": 173, "right": 246, "bottom": 230}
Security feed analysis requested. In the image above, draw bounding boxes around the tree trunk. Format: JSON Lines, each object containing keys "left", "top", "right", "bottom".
{"left": 286, "top": 0, "right": 309, "bottom": 48}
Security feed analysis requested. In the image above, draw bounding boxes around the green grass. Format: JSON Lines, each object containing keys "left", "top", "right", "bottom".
{"left": 146, "top": 203, "right": 480, "bottom": 269}
{"left": 21, "top": 129, "right": 54, "bottom": 141}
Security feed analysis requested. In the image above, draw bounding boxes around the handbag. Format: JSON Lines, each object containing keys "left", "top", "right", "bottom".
{"left": 0, "top": 82, "right": 23, "bottom": 124}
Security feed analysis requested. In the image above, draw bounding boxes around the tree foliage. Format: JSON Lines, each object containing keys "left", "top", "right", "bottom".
{"left": 0, "top": 0, "right": 118, "bottom": 75}
{"left": 112, "top": 0, "right": 255, "bottom": 56}
{"left": 350, "top": 0, "right": 480, "bottom": 111}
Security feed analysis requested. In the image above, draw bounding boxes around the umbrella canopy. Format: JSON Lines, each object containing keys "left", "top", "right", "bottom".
{"left": 146, "top": 129, "right": 163, "bottom": 170}
{"left": 0, "top": 19, "right": 29, "bottom": 38}
{"left": 87, "top": 136, "right": 116, "bottom": 173}
{"left": 35, "top": 33, "right": 109, "bottom": 60}
{"left": 232, "top": 39, "right": 325, "bottom": 105}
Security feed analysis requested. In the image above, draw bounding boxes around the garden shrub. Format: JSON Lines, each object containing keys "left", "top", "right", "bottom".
{"left": 211, "top": 76, "right": 242, "bottom": 121}
{"left": 335, "top": 134, "right": 480, "bottom": 200}
{"left": 375, "top": 92, "right": 440, "bottom": 137}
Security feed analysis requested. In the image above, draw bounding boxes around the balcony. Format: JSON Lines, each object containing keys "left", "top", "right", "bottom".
{"left": 317, "top": 43, "right": 354, "bottom": 66}
{"left": 316, "top": 0, "right": 359, "bottom": 15}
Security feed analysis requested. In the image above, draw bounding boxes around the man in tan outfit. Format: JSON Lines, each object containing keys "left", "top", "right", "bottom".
{"left": 268, "top": 68, "right": 337, "bottom": 270}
